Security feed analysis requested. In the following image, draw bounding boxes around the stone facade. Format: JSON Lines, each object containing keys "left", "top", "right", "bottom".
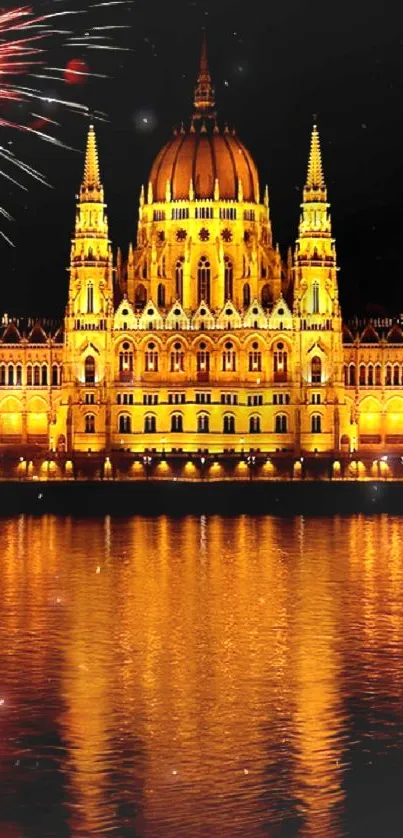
{"left": 1, "top": 43, "right": 402, "bottom": 464}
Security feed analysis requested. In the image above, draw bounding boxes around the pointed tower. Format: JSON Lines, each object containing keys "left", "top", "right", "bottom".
{"left": 293, "top": 123, "right": 345, "bottom": 445}
{"left": 64, "top": 124, "right": 113, "bottom": 395}
{"left": 67, "top": 124, "right": 113, "bottom": 320}
{"left": 294, "top": 124, "right": 340, "bottom": 328}
{"left": 193, "top": 30, "right": 216, "bottom": 118}
{"left": 293, "top": 123, "right": 339, "bottom": 319}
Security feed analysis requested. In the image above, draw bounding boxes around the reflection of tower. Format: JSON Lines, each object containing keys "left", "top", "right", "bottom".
{"left": 291, "top": 517, "right": 345, "bottom": 836}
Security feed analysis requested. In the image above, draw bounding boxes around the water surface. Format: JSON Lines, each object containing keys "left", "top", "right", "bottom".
{"left": 1, "top": 514, "right": 403, "bottom": 836}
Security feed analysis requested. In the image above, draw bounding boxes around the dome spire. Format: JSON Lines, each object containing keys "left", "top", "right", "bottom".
{"left": 193, "top": 30, "right": 215, "bottom": 118}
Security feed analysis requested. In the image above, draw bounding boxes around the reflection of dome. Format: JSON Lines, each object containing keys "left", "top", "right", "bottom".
{"left": 148, "top": 35, "right": 260, "bottom": 203}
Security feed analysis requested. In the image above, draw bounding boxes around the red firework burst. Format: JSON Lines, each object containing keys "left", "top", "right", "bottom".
{"left": 0, "top": 2, "right": 132, "bottom": 244}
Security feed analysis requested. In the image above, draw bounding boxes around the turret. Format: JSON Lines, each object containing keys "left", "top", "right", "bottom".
{"left": 293, "top": 123, "right": 338, "bottom": 318}
{"left": 67, "top": 124, "right": 113, "bottom": 319}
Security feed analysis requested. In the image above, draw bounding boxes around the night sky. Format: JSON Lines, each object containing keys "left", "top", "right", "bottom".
{"left": 2, "top": 0, "right": 403, "bottom": 318}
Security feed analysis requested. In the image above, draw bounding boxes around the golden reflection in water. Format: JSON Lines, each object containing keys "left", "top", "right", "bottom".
{"left": 1, "top": 515, "right": 403, "bottom": 836}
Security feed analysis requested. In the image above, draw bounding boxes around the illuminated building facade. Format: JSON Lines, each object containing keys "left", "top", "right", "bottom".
{"left": 1, "top": 39, "right": 403, "bottom": 470}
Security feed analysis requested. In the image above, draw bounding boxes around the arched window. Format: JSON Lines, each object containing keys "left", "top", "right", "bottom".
{"left": 16, "top": 365, "right": 22, "bottom": 386}
{"left": 7, "top": 364, "right": 14, "bottom": 386}
{"left": 52, "top": 365, "right": 59, "bottom": 386}
{"left": 224, "top": 257, "right": 233, "bottom": 301}
{"left": 85, "top": 355, "right": 96, "bottom": 384}
{"left": 41, "top": 364, "right": 48, "bottom": 386}
{"left": 135, "top": 283, "right": 147, "bottom": 308}
{"left": 249, "top": 415, "right": 261, "bottom": 433}
{"left": 222, "top": 341, "right": 236, "bottom": 372}
{"left": 393, "top": 364, "right": 400, "bottom": 386}
{"left": 261, "top": 283, "right": 271, "bottom": 307}
{"left": 197, "top": 413, "right": 209, "bottom": 433}
{"left": 385, "top": 364, "right": 392, "bottom": 386}
{"left": 248, "top": 341, "right": 262, "bottom": 372}
{"left": 275, "top": 414, "right": 288, "bottom": 433}
{"left": 311, "top": 414, "right": 322, "bottom": 433}
{"left": 274, "top": 343, "right": 288, "bottom": 381}
{"left": 118, "top": 414, "right": 131, "bottom": 434}
{"left": 243, "top": 283, "right": 251, "bottom": 308}
{"left": 223, "top": 414, "right": 235, "bottom": 434}
{"left": 26, "top": 365, "right": 32, "bottom": 387}
{"left": 359, "top": 364, "right": 366, "bottom": 386}
{"left": 197, "top": 256, "right": 211, "bottom": 304}
{"left": 311, "top": 355, "right": 322, "bottom": 384}
{"left": 171, "top": 413, "right": 183, "bottom": 432}
{"left": 0, "top": 364, "right": 5, "bottom": 386}
{"left": 368, "top": 364, "right": 374, "bottom": 386}
{"left": 196, "top": 343, "right": 210, "bottom": 377}
{"left": 145, "top": 342, "right": 158, "bottom": 372}
{"left": 312, "top": 283, "right": 319, "bottom": 314}
{"left": 157, "top": 283, "right": 166, "bottom": 308}
{"left": 142, "top": 261, "right": 148, "bottom": 280}
{"left": 34, "top": 365, "right": 40, "bottom": 386}
{"left": 349, "top": 364, "right": 356, "bottom": 387}
{"left": 175, "top": 257, "right": 184, "bottom": 301}
{"left": 119, "top": 341, "right": 134, "bottom": 380}
{"left": 87, "top": 283, "right": 94, "bottom": 314}
{"left": 375, "top": 364, "right": 382, "bottom": 386}
{"left": 85, "top": 413, "right": 95, "bottom": 433}
{"left": 170, "top": 341, "right": 184, "bottom": 372}
{"left": 144, "top": 414, "right": 156, "bottom": 433}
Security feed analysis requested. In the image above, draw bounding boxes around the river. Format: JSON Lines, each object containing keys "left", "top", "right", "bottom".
{"left": 0, "top": 514, "right": 402, "bottom": 836}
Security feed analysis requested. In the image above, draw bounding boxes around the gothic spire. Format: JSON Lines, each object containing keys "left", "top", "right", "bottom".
{"left": 193, "top": 30, "right": 215, "bottom": 117}
{"left": 81, "top": 124, "right": 102, "bottom": 198}
{"left": 304, "top": 122, "right": 326, "bottom": 201}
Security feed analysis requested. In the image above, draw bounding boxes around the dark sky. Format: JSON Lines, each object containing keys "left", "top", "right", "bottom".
{"left": 2, "top": 0, "right": 403, "bottom": 317}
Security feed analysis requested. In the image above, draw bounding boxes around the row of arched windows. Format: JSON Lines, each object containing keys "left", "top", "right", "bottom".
{"left": 84, "top": 413, "right": 322, "bottom": 435}
{"left": 133, "top": 259, "right": 273, "bottom": 309}
{"left": 111, "top": 343, "right": 293, "bottom": 383}
{"left": 344, "top": 363, "right": 403, "bottom": 387}
{"left": 0, "top": 363, "right": 61, "bottom": 387}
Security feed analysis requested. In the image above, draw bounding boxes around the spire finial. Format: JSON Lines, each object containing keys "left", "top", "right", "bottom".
{"left": 306, "top": 121, "right": 325, "bottom": 191}
{"left": 193, "top": 30, "right": 215, "bottom": 117}
{"left": 82, "top": 124, "right": 101, "bottom": 191}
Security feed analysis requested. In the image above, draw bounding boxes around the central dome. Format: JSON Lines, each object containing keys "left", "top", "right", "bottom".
{"left": 150, "top": 122, "right": 259, "bottom": 203}
{"left": 148, "top": 35, "right": 260, "bottom": 204}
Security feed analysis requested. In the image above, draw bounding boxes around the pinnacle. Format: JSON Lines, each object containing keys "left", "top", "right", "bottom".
{"left": 82, "top": 123, "right": 101, "bottom": 191}
{"left": 193, "top": 30, "right": 215, "bottom": 116}
{"left": 306, "top": 123, "right": 325, "bottom": 190}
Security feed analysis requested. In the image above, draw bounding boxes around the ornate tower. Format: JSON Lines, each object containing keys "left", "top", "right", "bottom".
{"left": 293, "top": 124, "right": 346, "bottom": 452}
{"left": 66, "top": 124, "right": 113, "bottom": 324}
{"left": 293, "top": 124, "right": 339, "bottom": 321}
{"left": 60, "top": 125, "right": 114, "bottom": 452}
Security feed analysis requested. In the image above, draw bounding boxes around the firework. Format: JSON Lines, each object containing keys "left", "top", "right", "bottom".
{"left": 0, "top": 1, "right": 132, "bottom": 244}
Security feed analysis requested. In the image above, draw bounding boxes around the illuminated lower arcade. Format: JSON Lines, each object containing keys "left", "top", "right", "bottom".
{"left": 1, "top": 40, "right": 403, "bottom": 481}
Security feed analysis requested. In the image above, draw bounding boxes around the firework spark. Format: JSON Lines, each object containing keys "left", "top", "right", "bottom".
{"left": 0, "top": 2, "right": 132, "bottom": 244}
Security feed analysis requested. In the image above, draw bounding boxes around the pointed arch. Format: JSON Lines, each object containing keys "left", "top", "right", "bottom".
{"left": 84, "top": 355, "right": 96, "bottom": 384}
{"left": 175, "top": 257, "right": 184, "bottom": 301}
{"left": 197, "top": 256, "right": 211, "bottom": 305}
{"left": 224, "top": 256, "right": 233, "bottom": 302}
{"left": 261, "top": 283, "right": 271, "bottom": 307}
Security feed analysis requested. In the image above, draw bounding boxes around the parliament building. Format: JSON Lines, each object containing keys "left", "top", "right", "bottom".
{"left": 0, "top": 39, "right": 402, "bottom": 479}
